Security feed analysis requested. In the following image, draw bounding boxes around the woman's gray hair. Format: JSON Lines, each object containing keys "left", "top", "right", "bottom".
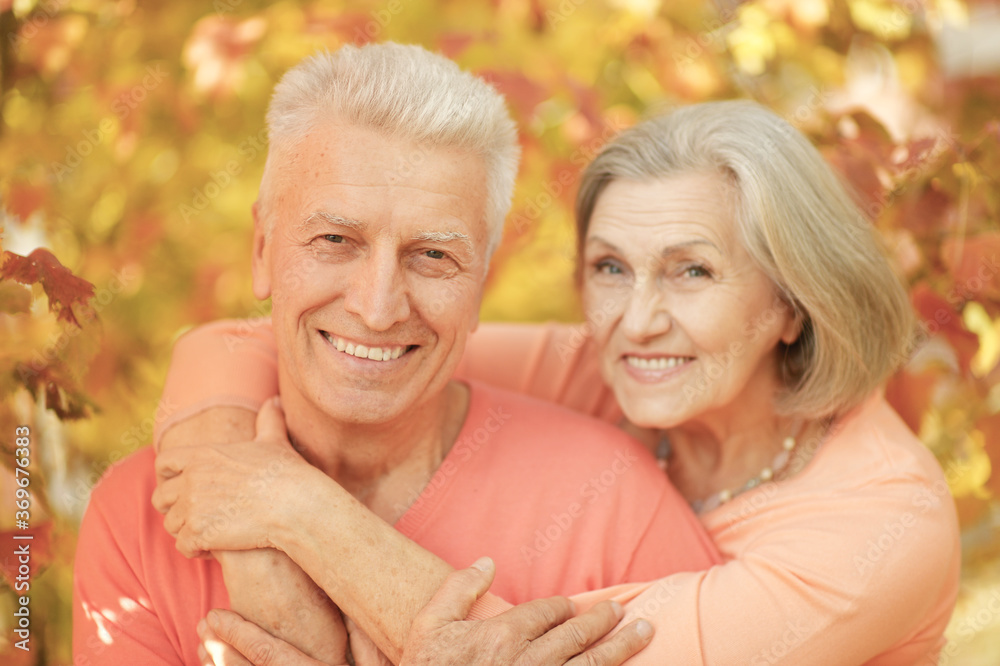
{"left": 576, "top": 100, "right": 915, "bottom": 420}
{"left": 260, "top": 42, "right": 519, "bottom": 258}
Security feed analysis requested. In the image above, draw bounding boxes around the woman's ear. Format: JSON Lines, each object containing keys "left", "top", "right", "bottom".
{"left": 780, "top": 301, "right": 804, "bottom": 345}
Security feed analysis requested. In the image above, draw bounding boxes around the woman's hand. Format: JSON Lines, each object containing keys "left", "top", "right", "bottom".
{"left": 152, "top": 398, "right": 317, "bottom": 557}
{"left": 401, "top": 558, "right": 654, "bottom": 666}
{"left": 196, "top": 609, "right": 348, "bottom": 666}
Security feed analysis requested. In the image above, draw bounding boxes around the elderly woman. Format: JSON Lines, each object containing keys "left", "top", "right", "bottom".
{"left": 153, "top": 100, "right": 959, "bottom": 665}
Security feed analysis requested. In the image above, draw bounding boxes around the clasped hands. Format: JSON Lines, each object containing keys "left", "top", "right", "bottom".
{"left": 152, "top": 397, "right": 308, "bottom": 558}
{"left": 151, "top": 398, "right": 654, "bottom": 665}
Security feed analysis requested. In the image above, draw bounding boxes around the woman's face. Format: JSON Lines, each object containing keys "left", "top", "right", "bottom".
{"left": 581, "top": 170, "right": 800, "bottom": 429}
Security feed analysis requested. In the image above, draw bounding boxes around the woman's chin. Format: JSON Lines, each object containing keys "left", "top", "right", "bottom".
{"left": 617, "top": 390, "right": 693, "bottom": 430}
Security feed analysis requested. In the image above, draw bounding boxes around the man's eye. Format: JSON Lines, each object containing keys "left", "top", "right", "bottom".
{"left": 425, "top": 250, "right": 446, "bottom": 260}
{"left": 324, "top": 235, "right": 344, "bottom": 243}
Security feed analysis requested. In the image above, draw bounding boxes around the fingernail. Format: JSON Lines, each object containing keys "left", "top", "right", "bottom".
{"left": 610, "top": 600, "right": 623, "bottom": 619}
{"left": 472, "top": 556, "right": 493, "bottom": 572}
{"left": 272, "top": 395, "right": 282, "bottom": 409}
{"left": 196, "top": 618, "right": 207, "bottom": 636}
{"left": 207, "top": 609, "right": 220, "bottom": 630}
{"left": 635, "top": 619, "right": 653, "bottom": 639}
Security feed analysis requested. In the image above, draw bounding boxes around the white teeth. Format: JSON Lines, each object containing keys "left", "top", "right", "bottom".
{"left": 626, "top": 356, "right": 691, "bottom": 370}
{"left": 324, "top": 333, "right": 406, "bottom": 362}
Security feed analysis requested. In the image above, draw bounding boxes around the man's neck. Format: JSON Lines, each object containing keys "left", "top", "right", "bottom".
{"left": 281, "top": 381, "right": 470, "bottom": 522}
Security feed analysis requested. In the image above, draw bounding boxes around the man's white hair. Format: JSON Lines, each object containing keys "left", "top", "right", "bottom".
{"left": 259, "top": 42, "right": 519, "bottom": 258}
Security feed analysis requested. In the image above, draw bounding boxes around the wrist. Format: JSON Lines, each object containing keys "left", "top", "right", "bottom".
{"left": 269, "top": 462, "right": 337, "bottom": 555}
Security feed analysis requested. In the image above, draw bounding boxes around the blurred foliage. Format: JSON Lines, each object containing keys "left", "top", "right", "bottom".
{"left": 0, "top": 0, "right": 998, "bottom": 662}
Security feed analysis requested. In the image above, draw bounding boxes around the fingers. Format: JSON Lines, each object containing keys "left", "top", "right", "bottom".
{"left": 523, "top": 600, "right": 622, "bottom": 661}
{"left": 413, "top": 557, "right": 496, "bottom": 630}
{"left": 564, "top": 618, "right": 654, "bottom": 666}
{"left": 155, "top": 447, "right": 189, "bottom": 482}
{"left": 151, "top": 475, "right": 181, "bottom": 515}
{"left": 491, "top": 595, "right": 577, "bottom": 643}
{"left": 204, "top": 609, "right": 325, "bottom": 666}
{"left": 198, "top": 616, "right": 252, "bottom": 666}
{"left": 254, "top": 397, "right": 288, "bottom": 442}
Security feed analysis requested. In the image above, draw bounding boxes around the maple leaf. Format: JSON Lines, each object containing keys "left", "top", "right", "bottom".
{"left": 0, "top": 248, "right": 95, "bottom": 327}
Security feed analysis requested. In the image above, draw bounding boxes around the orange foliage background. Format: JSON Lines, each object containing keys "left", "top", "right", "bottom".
{"left": 1, "top": 0, "right": 999, "bottom": 663}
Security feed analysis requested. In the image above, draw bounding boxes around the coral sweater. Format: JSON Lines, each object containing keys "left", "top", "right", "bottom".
{"left": 151, "top": 319, "right": 960, "bottom": 665}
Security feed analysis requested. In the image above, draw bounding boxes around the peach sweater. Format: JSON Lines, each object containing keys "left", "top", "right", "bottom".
{"left": 155, "top": 320, "right": 960, "bottom": 665}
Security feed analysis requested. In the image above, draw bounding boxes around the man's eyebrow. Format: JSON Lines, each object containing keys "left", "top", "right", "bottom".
{"left": 300, "top": 211, "right": 366, "bottom": 230}
{"left": 412, "top": 230, "right": 473, "bottom": 255}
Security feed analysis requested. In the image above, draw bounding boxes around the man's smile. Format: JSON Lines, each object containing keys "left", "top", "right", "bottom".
{"left": 320, "top": 330, "right": 418, "bottom": 362}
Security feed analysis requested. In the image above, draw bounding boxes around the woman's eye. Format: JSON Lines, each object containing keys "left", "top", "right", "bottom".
{"left": 683, "top": 265, "right": 710, "bottom": 278}
{"left": 425, "top": 249, "right": 446, "bottom": 260}
{"left": 323, "top": 234, "right": 345, "bottom": 244}
{"left": 595, "top": 260, "right": 623, "bottom": 275}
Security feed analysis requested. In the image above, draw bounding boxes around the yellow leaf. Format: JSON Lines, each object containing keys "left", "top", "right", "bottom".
{"left": 945, "top": 431, "right": 993, "bottom": 500}
{"left": 963, "top": 302, "right": 1000, "bottom": 378}
{"left": 847, "top": 0, "right": 912, "bottom": 41}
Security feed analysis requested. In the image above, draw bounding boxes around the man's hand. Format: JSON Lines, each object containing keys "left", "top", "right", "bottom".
{"left": 401, "top": 558, "right": 654, "bottom": 666}
{"left": 197, "top": 609, "right": 348, "bottom": 666}
{"left": 152, "top": 399, "right": 316, "bottom": 557}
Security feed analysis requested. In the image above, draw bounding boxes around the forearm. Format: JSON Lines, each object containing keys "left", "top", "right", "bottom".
{"left": 159, "top": 408, "right": 344, "bottom": 661}
{"left": 276, "top": 468, "right": 455, "bottom": 664}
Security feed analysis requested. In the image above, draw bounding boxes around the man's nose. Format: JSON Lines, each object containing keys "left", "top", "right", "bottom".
{"left": 621, "top": 273, "right": 671, "bottom": 342}
{"left": 343, "top": 252, "right": 411, "bottom": 332}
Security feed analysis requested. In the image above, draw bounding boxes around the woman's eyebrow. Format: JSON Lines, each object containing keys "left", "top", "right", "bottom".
{"left": 586, "top": 235, "right": 720, "bottom": 256}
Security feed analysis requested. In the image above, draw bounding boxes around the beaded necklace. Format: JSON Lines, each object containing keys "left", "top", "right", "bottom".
{"left": 656, "top": 428, "right": 802, "bottom": 514}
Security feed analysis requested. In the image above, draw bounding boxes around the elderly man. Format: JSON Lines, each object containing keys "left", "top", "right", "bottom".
{"left": 72, "top": 43, "right": 716, "bottom": 665}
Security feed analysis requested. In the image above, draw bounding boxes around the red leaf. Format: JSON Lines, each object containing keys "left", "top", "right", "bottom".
{"left": 6, "top": 183, "right": 48, "bottom": 221}
{"left": 0, "top": 249, "right": 95, "bottom": 327}
{"left": 438, "top": 33, "right": 476, "bottom": 59}
{"left": 477, "top": 70, "right": 548, "bottom": 121}
{"left": 911, "top": 283, "right": 980, "bottom": 372}
{"left": 941, "top": 232, "right": 1000, "bottom": 303}
{"left": 885, "top": 368, "right": 939, "bottom": 434}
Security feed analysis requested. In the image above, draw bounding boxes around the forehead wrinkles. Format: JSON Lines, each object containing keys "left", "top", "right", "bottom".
{"left": 590, "top": 176, "right": 740, "bottom": 259}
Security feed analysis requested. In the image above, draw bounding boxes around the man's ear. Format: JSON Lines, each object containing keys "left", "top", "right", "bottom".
{"left": 251, "top": 201, "right": 273, "bottom": 300}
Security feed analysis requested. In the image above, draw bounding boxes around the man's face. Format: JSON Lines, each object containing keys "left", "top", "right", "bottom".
{"left": 252, "top": 119, "right": 490, "bottom": 426}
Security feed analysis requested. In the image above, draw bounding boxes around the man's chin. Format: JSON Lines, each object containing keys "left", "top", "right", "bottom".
{"left": 307, "top": 390, "right": 410, "bottom": 425}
